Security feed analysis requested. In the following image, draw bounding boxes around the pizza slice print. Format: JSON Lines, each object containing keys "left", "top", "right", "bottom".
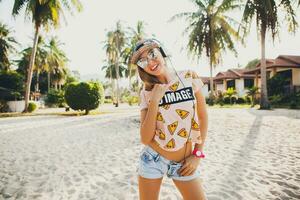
{"left": 177, "top": 128, "right": 188, "bottom": 138}
{"left": 156, "top": 112, "right": 165, "bottom": 123}
{"left": 191, "top": 118, "right": 200, "bottom": 131}
{"left": 169, "top": 81, "right": 179, "bottom": 92}
{"left": 175, "top": 109, "right": 190, "bottom": 120}
{"left": 167, "top": 121, "right": 178, "bottom": 135}
{"left": 155, "top": 129, "right": 166, "bottom": 140}
{"left": 161, "top": 104, "right": 170, "bottom": 110}
{"left": 165, "top": 138, "right": 175, "bottom": 149}
{"left": 185, "top": 70, "right": 192, "bottom": 78}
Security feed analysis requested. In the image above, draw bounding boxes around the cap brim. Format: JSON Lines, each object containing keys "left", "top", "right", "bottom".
{"left": 130, "top": 43, "right": 159, "bottom": 64}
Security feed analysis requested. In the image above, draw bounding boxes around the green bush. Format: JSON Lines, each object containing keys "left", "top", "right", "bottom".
{"left": 45, "top": 89, "right": 65, "bottom": 107}
{"left": 267, "top": 74, "right": 289, "bottom": 97}
{"left": 0, "top": 70, "right": 24, "bottom": 101}
{"left": 28, "top": 102, "right": 37, "bottom": 113}
{"left": 65, "top": 81, "right": 104, "bottom": 115}
{"left": 223, "top": 96, "right": 230, "bottom": 104}
{"left": 289, "top": 92, "right": 300, "bottom": 109}
{"left": 243, "top": 96, "right": 251, "bottom": 104}
{"left": 207, "top": 92, "right": 216, "bottom": 106}
{"left": 215, "top": 91, "right": 225, "bottom": 106}
{"left": 104, "top": 98, "right": 112, "bottom": 104}
{"left": 0, "top": 100, "right": 9, "bottom": 112}
{"left": 269, "top": 94, "right": 283, "bottom": 105}
{"left": 236, "top": 97, "right": 245, "bottom": 104}
{"left": 224, "top": 88, "right": 237, "bottom": 104}
{"left": 127, "top": 96, "right": 139, "bottom": 106}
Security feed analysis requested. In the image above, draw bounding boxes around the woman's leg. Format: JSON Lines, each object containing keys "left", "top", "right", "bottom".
{"left": 172, "top": 178, "right": 206, "bottom": 200}
{"left": 138, "top": 176, "right": 163, "bottom": 200}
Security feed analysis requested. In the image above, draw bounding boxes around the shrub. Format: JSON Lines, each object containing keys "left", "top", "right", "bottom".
{"left": 236, "top": 97, "right": 245, "bottom": 104}
{"left": 224, "top": 88, "right": 237, "bottom": 104}
{"left": 223, "top": 96, "right": 230, "bottom": 104}
{"left": 243, "top": 96, "right": 251, "bottom": 104}
{"left": 0, "top": 100, "right": 9, "bottom": 112}
{"left": 28, "top": 102, "right": 37, "bottom": 112}
{"left": 207, "top": 92, "right": 216, "bottom": 106}
{"left": 269, "top": 94, "right": 283, "bottom": 105}
{"left": 127, "top": 96, "right": 139, "bottom": 106}
{"left": 267, "top": 74, "right": 289, "bottom": 97}
{"left": 289, "top": 92, "right": 300, "bottom": 109}
{"left": 0, "top": 70, "right": 24, "bottom": 101}
{"left": 65, "top": 81, "right": 104, "bottom": 115}
{"left": 45, "top": 89, "right": 65, "bottom": 107}
{"left": 215, "top": 91, "right": 225, "bottom": 106}
{"left": 104, "top": 98, "right": 112, "bottom": 104}
{"left": 230, "top": 96, "right": 237, "bottom": 104}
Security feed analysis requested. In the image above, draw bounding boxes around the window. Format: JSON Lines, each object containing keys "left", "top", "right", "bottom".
{"left": 244, "top": 79, "right": 254, "bottom": 89}
{"left": 226, "top": 80, "right": 235, "bottom": 89}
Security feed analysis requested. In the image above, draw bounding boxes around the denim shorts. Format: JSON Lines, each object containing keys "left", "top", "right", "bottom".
{"left": 137, "top": 146, "right": 201, "bottom": 181}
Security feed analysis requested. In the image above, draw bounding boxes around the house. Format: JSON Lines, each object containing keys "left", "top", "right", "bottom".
{"left": 213, "top": 69, "right": 259, "bottom": 97}
{"left": 244, "top": 55, "right": 300, "bottom": 94}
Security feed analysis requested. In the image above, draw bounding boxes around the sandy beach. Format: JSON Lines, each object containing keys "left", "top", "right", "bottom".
{"left": 0, "top": 104, "right": 300, "bottom": 200}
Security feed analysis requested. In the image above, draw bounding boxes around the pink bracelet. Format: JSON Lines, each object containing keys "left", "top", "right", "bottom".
{"left": 192, "top": 148, "right": 205, "bottom": 158}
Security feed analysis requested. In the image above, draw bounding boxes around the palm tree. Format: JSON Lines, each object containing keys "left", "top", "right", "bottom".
{"left": 11, "top": 0, "right": 82, "bottom": 112}
{"left": 224, "top": 87, "right": 238, "bottom": 104}
{"left": 122, "top": 21, "right": 147, "bottom": 91}
{"left": 240, "top": 0, "right": 298, "bottom": 109}
{"left": 45, "top": 37, "right": 68, "bottom": 91}
{"left": 246, "top": 86, "right": 259, "bottom": 107}
{"left": 0, "top": 22, "right": 18, "bottom": 71}
{"left": 103, "top": 21, "right": 126, "bottom": 107}
{"left": 170, "top": 0, "right": 241, "bottom": 94}
{"left": 101, "top": 61, "right": 127, "bottom": 103}
{"left": 16, "top": 36, "right": 48, "bottom": 93}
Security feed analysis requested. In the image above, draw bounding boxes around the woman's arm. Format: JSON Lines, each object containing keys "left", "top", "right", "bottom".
{"left": 194, "top": 89, "right": 208, "bottom": 151}
{"left": 140, "top": 100, "right": 160, "bottom": 145}
{"left": 139, "top": 84, "right": 168, "bottom": 145}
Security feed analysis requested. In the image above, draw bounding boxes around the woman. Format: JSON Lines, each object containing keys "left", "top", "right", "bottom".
{"left": 131, "top": 38, "right": 208, "bottom": 200}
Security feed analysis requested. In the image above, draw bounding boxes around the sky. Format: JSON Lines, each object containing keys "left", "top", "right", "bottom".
{"left": 0, "top": 0, "right": 300, "bottom": 81}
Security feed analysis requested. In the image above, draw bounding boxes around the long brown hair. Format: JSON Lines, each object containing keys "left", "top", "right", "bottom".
{"left": 137, "top": 67, "right": 164, "bottom": 91}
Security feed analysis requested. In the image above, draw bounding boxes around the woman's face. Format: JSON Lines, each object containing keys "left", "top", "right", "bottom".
{"left": 138, "top": 48, "right": 166, "bottom": 76}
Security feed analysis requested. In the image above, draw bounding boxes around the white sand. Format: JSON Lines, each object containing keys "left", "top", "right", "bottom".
{"left": 0, "top": 105, "right": 300, "bottom": 200}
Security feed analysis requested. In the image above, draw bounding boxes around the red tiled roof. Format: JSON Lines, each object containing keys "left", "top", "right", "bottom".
{"left": 214, "top": 68, "right": 256, "bottom": 80}
{"left": 200, "top": 77, "right": 210, "bottom": 84}
{"left": 245, "top": 55, "right": 300, "bottom": 74}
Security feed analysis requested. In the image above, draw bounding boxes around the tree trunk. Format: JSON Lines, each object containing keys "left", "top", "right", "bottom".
{"left": 115, "top": 61, "right": 120, "bottom": 107}
{"left": 23, "top": 26, "right": 40, "bottom": 113}
{"left": 259, "top": 26, "right": 270, "bottom": 109}
{"left": 47, "top": 72, "right": 51, "bottom": 92}
{"left": 209, "top": 59, "right": 213, "bottom": 93}
{"left": 36, "top": 70, "right": 40, "bottom": 92}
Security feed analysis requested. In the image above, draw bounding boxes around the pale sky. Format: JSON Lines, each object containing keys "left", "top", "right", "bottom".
{"left": 0, "top": 0, "right": 299, "bottom": 80}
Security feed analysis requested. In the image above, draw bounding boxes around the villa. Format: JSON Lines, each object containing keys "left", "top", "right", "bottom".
{"left": 200, "top": 69, "right": 259, "bottom": 97}
{"left": 199, "top": 55, "right": 300, "bottom": 98}
{"left": 244, "top": 55, "right": 300, "bottom": 95}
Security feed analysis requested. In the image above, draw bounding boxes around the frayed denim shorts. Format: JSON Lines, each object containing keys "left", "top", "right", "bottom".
{"left": 137, "top": 146, "right": 201, "bottom": 181}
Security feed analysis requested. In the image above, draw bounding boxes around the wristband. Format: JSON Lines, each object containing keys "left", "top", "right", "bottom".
{"left": 192, "top": 148, "right": 205, "bottom": 158}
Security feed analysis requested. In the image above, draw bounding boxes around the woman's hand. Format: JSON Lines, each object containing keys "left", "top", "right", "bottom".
{"left": 150, "top": 84, "right": 168, "bottom": 103}
{"left": 178, "top": 155, "right": 201, "bottom": 176}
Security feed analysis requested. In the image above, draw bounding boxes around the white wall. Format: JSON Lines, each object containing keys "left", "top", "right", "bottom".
{"left": 6, "top": 101, "right": 41, "bottom": 112}
{"left": 235, "top": 79, "right": 245, "bottom": 97}
{"left": 7, "top": 100, "right": 25, "bottom": 112}
{"left": 216, "top": 84, "right": 224, "bottom": 92}
{"left": 292, "top": 68, "right": 300, "bottom": 86}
